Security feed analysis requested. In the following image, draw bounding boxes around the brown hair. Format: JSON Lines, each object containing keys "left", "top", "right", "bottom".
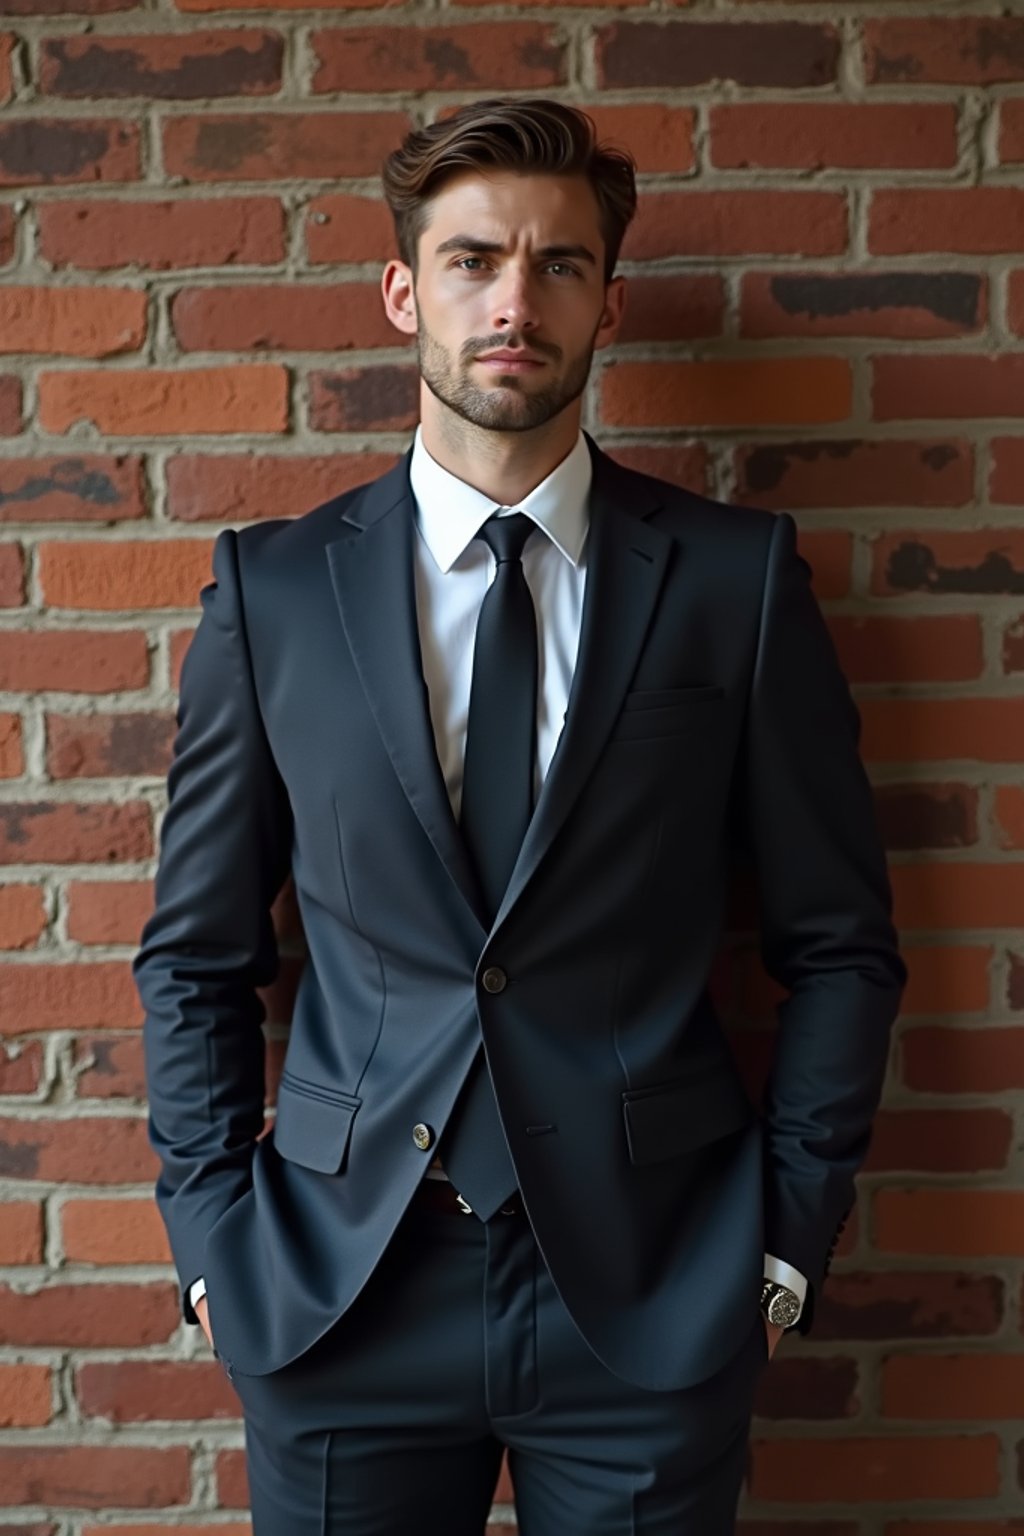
{"left": 380, "top": 98, "right": 638, "bottom": 287}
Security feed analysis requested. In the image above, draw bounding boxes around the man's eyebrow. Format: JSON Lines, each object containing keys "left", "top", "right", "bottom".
{"left": 434, "top": 235, "right": 597, "bottom": 266}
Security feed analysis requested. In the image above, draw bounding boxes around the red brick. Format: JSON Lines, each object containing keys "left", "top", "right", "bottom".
{"left": 0, "top": 959, "right": 140, "bottom": 1034}
{"left": 891, "top": 863, "right": 1024, "bottom": 931}
{"left": 752, "top": 1357, "right": 859, "bottom": 1420}
{"left": 0, "top": 281, "right": 144, "bottom": 354}
{"left": 581, "top": 104, "right": 695, "bottom": 176}
{"left": 0, "top": 118, "right": 139, "bottom": 187}
{"left": 902, "top": 1025, "right": 1024, "bottom": 1094}
{"left": 40, "top": 537, "right": 214, "bottom": 609}
{"left": 38, "top": 365, "right": 287, "bottom": 436}
{"left": 0, "top": 1038, "right": 45, "bottom": 1093}
{"left": 163, "top": 110, "right": 407, "bottom": 182}
{"left": 749, "top": 1434, "right": 999, "bottom": 1502}
{"left": 47, "top": 711, "right": 174, "bottom": 778}
{"left": 38, "top": 195, "right": 285, "bottom": 270}
{"left": 166, "top": 449, "right": 398, "bottom": 520}
{"left": 0, "top": 454, "right": 145, "bottom": 522}
{"left": 614, "top": 274, "right": 725, "bottom": 344}
{"left": 0, "top": 1281, "right": 179, "bottom": 1347}
{"left": 308, "top": 364, "right": 418, "bottom": 433}
{"left": 883, "top": 1354, "right": 1024, "bottom": 1420}
{"left": 171, "top": 281, "right": 394, "bottom": 351}
{"left": 741, "top": 271, "right": 983, "bottom": 340}
{"left": 311, "top": 23, "right": 565, "bottom": 93}
{"left": 0, "top": 629, "right": 148, "bottom": 692}
{"left": 874, "top": 784, "right": 978, "bottom": 850}
{"left": 0, "top": 713, "right": 23, "bottom": 776}
{"left": 813, "top": 1271, "right": 1004, "bottom": 1341}
{"left": 900, "top": 945, "right": 992, "bottom": 1015}
{"left": 39, "top": 29, "right": 282, "bottom": 98}
{"left": 213, "top": 1445, "right": 249, "bottom": 1510}
{"left": 876, "top": 1190, "right": 1024, "bottom": 1257}
{"left": 865, "top": 18, "right": 1024, "bottom": 84}
{"left": 873, "top": 527, "right": 1024, "bottom": 595}
{"left": 78, "top": 1359, "right": 242, "bottom": 1420}
{"left": 601, "top": 442, "right": 710, "bottom": 497}
{"left": 0, "top": 1115, "right": 155, "bottom": 1182}
{"left": 306, "top": 192, "right": 397, "bottom": 264}
{"left": 0, "top": 374, "right": 22, "bottom": 434}
{"left": 598, "top": 21, "right": 840, "bottom": 89}
{"left": 875, "top": 353, "right": 1024, "bottom": 420}
{"left": 626, "top": 190, "right": 847, "bottom": 259}
{"left": 0, "top": 802, "right": 151, "bottom": 863}
{"left": 999, "top": 99, "right": 1024, "bottom": 163}
{"left": 67, "top": 880, "right": 152, "bottom": 944}
{"left": 860, "top": 699, "right": 1024, "bottom": 764}
{"left": 712, "top": 103, "right": 956, "bottom": 170}
{"left": 1003, "top": 614, "right": 1024, "bottom": 673}
{"left": 736, "top": 437, "right": 973, "bottom": 510}
{"left": 0, "top": 32, "right": 13, "bottom": 107}
{"left": 0, "top": 1363, "right": 52, "bottom": 1426}
{"left": 827, "top": 615, "right": 982, "bottom": 684}
{"left": 602, "top": 358, "right": 852, "bottom": 428}
{"left": 0, "top": 883, "right": 45, "bottom": 948}
{"left": 0, "top": 1445, "right": 190, "bottom": 1507}
{"left": 865, "top": 1108, "right": 1013, "bottom": 1173}
{"left": 1005, "top": 272, "right": 1024, "bottom": 338}
{"left": 0, "top": 1200, "right": 42, "bottom": 1263}
{"left": 871, "top": 188, "right": 1024, "bottom": 255}
{"left": 995, "top": 786, "right": 1024, "bottom": 849}
{"left": 988, "top": 436, "right": 1024, "bottom": 500}
{"left": 62, "top": 1198, "right": 169, "bottom": 1262}
{"left": 69, "top": 1033, "right": 145, "bottom": 1098}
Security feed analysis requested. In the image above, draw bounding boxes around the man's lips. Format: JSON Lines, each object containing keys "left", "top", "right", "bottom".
{"left": 476, "top": 354, "right": 546, "bottom": 372}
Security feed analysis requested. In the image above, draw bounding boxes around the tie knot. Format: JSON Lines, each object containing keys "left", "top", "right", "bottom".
{"left": 478, "top": 511, "right": 534, "bottom": 565}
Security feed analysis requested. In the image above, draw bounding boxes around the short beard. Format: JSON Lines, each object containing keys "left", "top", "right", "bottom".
{"left": 416, "top": 316, "right": 598, "bottom": 434}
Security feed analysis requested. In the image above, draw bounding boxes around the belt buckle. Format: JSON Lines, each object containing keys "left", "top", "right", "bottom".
{"left": 455, "top": 1192, "right": 474, "bottom": 1215}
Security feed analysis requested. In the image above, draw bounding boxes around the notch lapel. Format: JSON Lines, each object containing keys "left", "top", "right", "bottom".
{"left": 490, "top": 438, "right": 673, "bottom": 932}
{"left": 326, "top": 453, "right": 488, "bottom": 931}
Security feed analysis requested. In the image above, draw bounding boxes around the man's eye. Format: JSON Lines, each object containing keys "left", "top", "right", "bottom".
{"left": 455, "top": 258, "right": 579, "bottom": 277}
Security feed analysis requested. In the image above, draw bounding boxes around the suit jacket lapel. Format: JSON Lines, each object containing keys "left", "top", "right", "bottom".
{"left": 326, "top": 448, "right": 488, "bottom": 931}
{"left": 490, "top": 436, "right": 672, "bottom": 932}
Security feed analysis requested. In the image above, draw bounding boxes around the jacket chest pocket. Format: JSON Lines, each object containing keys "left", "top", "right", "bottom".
{"left": 608, "top": 686, "right": 725, "bottom": 744}
{"left": 271, "top": 1071, "right": 362, "bottom": 1174}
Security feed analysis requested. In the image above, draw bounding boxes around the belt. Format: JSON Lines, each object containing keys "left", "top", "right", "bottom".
{"left": 414, "top": 1178, "right": 524, "bottom": 1218}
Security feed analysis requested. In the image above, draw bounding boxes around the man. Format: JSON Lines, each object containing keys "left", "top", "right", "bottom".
{"left": 135, "top": 97, "right": 906, "bottom": 1534}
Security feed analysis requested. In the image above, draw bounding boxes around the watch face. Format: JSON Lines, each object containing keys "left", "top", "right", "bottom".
{"left": 767, "top": 1287, "right": 801, "bottom": 1329}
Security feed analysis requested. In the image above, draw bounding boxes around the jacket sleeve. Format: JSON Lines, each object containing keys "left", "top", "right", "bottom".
{"left": 742, "top": 511, "right": 906, "bottom": 1330}
{"left": 133, "top": 527, "right": 293, "bottom": 1324}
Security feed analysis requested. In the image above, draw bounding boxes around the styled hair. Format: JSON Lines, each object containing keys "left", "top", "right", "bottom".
{"left": 380, "top": 98, "right": 638, "bottom": 287}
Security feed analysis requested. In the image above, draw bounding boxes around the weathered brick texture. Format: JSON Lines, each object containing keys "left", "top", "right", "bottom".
{"left": 0, "top": 0, "right": 1022, "bottom": 1528}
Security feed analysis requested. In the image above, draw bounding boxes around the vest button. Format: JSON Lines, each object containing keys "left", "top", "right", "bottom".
{"left": 481, "top": 966, "right": 507, "bottom": 994}
{"left": 412, "top": 1123, "right": 434, "bottom": 1151}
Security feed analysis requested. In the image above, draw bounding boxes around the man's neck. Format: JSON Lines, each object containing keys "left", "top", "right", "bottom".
{"left": 420, "top": 408, "right": 581, "bottom": 507}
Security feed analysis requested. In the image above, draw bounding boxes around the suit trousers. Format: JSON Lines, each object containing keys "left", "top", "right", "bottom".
{"left": 216, "top": 1190, "right": 769, "bottom": 1535}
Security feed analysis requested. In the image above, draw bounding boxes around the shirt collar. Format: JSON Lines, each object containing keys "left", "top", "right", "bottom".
{"left": 408, "top": 422, "right": 592, "bottom": 575}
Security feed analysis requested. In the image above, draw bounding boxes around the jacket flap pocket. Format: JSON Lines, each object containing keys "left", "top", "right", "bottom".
{"left": 622, "top": 1069, "right": 753, "bottom": 1167}
{"left": 272, "top": 1079, "right": 361, "bottom": 1175}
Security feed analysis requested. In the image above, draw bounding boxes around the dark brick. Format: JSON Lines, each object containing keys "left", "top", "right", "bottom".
{"left": 598, "top": 21, "right": 839, "bottom": 89}
{"left": 39, "top": 31, "right": 282, "bottom": 99}
{"left": 767, "top": 272, "right": 981, "bottom": 329}
{"left": 753, "top": 1356, "right": 859, "bottom": 1420}
{"left": 874, "top": 783, "right": 978, "bottom": 850}
{"left": 0, "top": 118, "right": 137, "bottom": 185}
{"left": 814, "top": 1272, "right": 1004, "bottom": 1340}
{"left": 308, "top": 365, "right": 419, "bottom": 433}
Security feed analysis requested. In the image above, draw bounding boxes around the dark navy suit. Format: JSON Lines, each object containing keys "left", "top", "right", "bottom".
{"left": 134, "top": 432, "right": 905, "bottom": 1531}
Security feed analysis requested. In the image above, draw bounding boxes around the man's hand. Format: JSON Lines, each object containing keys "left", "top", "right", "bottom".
{"left": 195, "top": 1294, "right": 214, "bottom": 1351}
{"left": 763, "top": 1317, "right": 783, "bottom": 1360}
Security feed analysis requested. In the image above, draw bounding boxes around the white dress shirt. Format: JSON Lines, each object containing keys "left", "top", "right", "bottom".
{"left": 189, "top": 423, "right": 805, "bottom": 1320}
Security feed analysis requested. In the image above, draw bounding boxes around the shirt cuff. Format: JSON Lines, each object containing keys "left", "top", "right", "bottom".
{"left": 189, "top": 1276, "right": 207, "bottom": 1308}
{"left": 764, "top": 1253, "right": 807, "bottom": 1321}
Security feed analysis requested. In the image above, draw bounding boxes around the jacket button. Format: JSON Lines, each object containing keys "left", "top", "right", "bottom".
{"left": 412, "top": 1123, "right": 434, "bottom": 1151}
{"left": 481, "top": 966, "right": 507, "bottom": 994}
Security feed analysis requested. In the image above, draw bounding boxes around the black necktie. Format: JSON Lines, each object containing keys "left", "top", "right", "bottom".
{"left": 438, "top": 512, "right": 537, "bottom": 1218}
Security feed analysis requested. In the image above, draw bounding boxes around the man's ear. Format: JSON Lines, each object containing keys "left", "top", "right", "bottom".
{"left": 381, "top": 260, "right": 418, "bottom": 339}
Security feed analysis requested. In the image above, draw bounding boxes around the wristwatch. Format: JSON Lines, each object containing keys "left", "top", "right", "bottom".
{"left": 761, "top": 1279, "right": 801, "bottom": 1330}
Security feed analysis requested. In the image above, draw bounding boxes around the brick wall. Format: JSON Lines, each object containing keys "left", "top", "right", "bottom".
{"left": 0, "top": 0, "right": 1022, "bottom": 1528}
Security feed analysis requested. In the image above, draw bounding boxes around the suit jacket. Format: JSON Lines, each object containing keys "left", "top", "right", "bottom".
{"left": 134, "top": 430, "right": 906, "bottom": 1390}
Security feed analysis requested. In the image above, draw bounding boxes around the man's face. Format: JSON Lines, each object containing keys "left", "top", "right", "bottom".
{"left": 385, "top": 170, "right": 625, "bottom": 435}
